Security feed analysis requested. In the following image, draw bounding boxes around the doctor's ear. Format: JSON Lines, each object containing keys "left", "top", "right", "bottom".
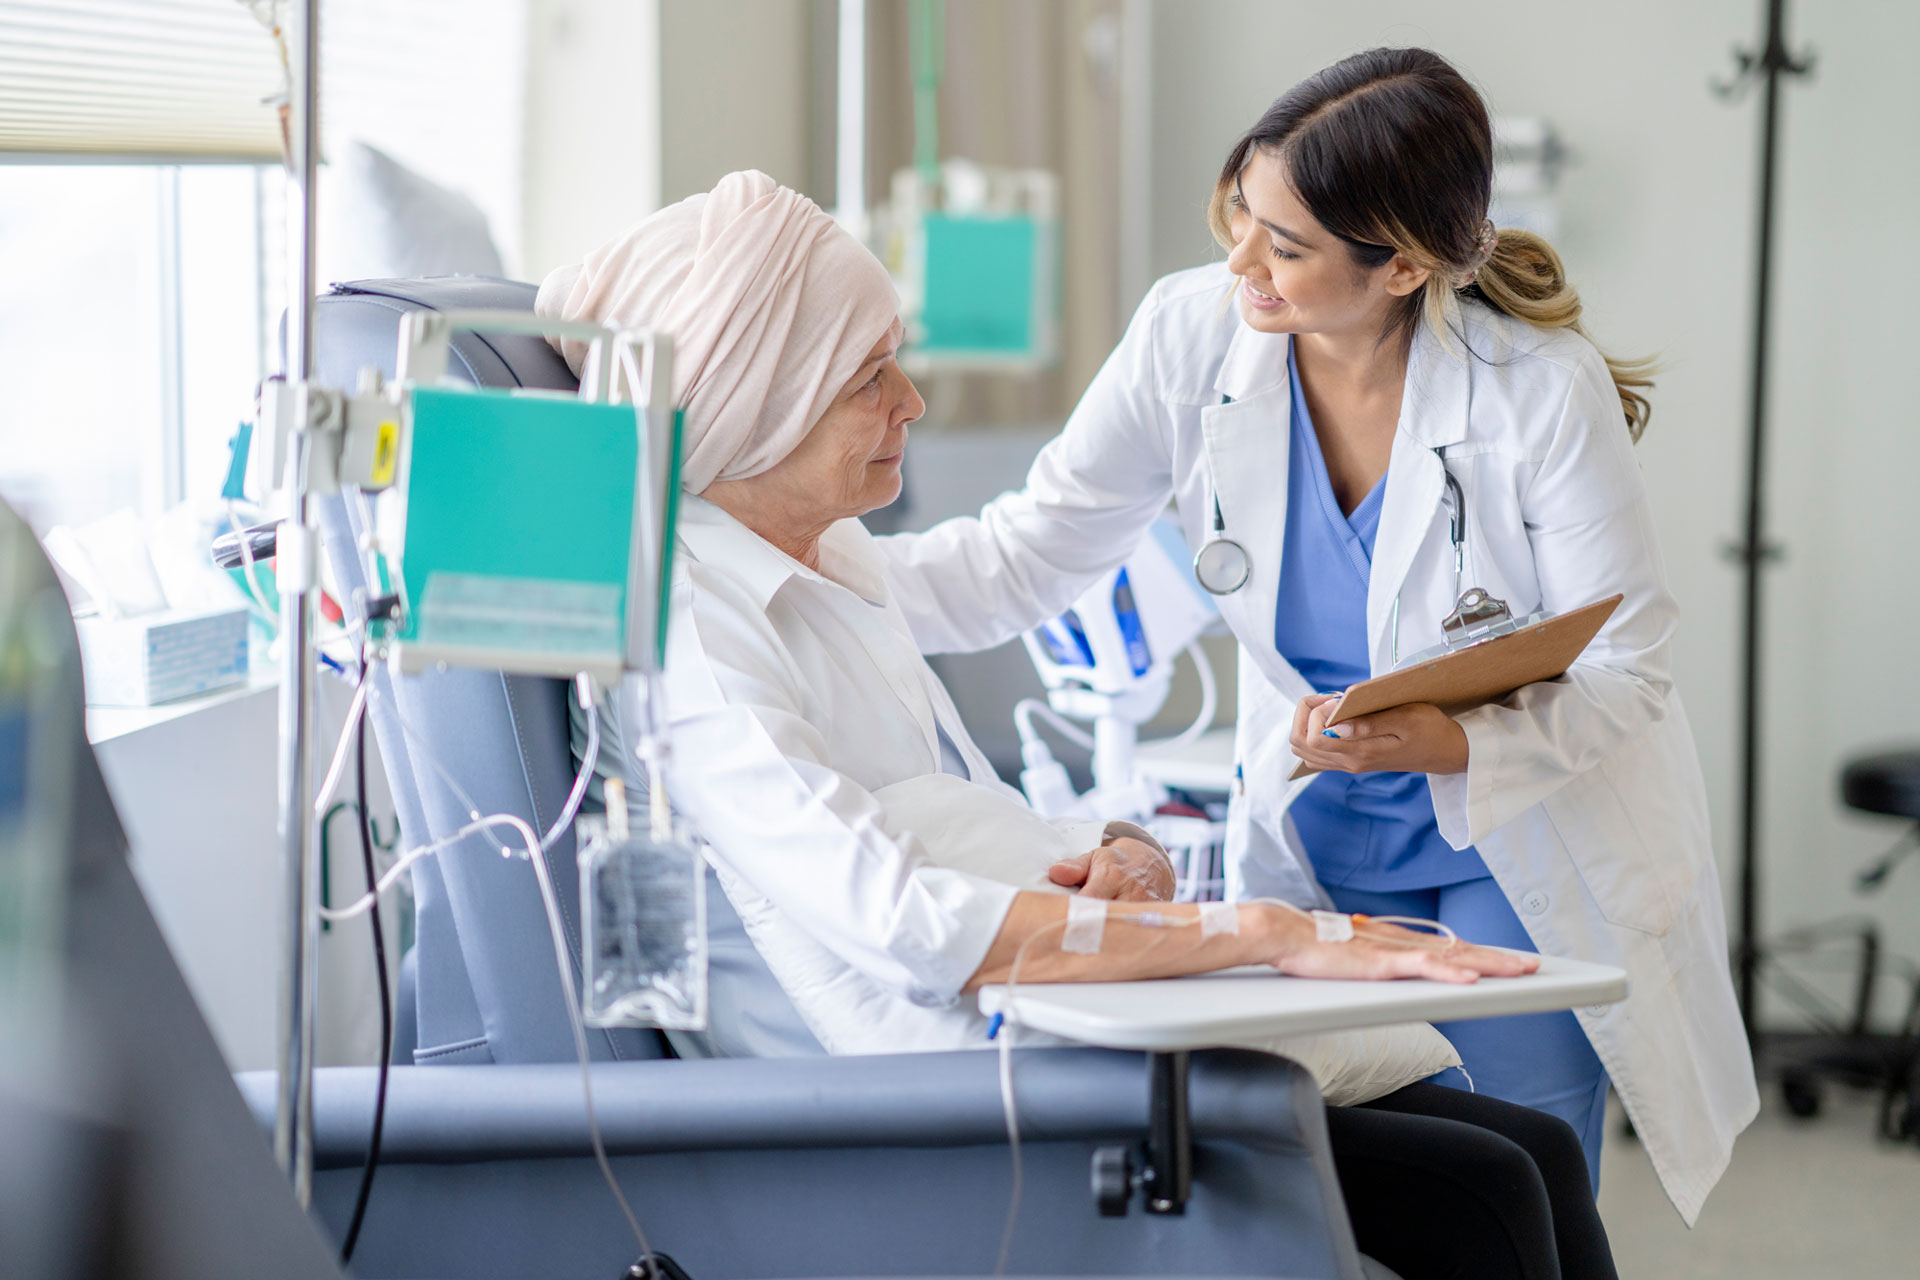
{"left": 1379, "top": 254, "right": 1432, "bottom": 298}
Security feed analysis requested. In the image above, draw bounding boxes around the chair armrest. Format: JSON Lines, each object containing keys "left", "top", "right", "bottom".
{"left": 236, "top": 1049, "right": 1366, "bottom": 1279}
{"left": 237, "top": 1046, "right": 1323, "bottom": 1170}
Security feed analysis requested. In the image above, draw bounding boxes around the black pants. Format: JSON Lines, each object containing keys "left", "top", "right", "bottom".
{"left": 1325, "top": 1082, "right": 1618, "bottom": 1280}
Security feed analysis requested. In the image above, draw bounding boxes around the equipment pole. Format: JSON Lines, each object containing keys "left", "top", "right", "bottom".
{"left": 1729, "top": 0, "right": 1811, "bottom": 1037}
{"left": 272, "top": 0, "right": 323, "bottom": 1207}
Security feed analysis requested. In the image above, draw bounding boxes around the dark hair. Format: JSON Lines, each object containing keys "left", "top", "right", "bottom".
{"left": 1208, "top": 48, "right": 1652, "bottom": 439}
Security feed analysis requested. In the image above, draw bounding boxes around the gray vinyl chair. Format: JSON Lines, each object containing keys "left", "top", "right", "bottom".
{"left": 237, "top": 276, "right": 1372, "bottom": 1280}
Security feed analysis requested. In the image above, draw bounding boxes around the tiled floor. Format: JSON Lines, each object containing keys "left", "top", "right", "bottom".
{"left": 1597, "top": 1085, "right": 1920, "bottom": 1277}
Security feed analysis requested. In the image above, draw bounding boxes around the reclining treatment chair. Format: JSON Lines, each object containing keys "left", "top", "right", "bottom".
{"left": 240, "top": 275, "right": 1374, "bottom": 1280}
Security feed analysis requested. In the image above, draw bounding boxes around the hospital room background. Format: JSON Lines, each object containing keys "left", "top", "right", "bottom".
{"left": 3, "top": 1, "right": 1917, "bottom": 1276}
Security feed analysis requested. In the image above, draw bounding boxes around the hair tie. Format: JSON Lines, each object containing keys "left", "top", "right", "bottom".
{"left": 1463, "top": 220, "right": 1499, "bottom": 286}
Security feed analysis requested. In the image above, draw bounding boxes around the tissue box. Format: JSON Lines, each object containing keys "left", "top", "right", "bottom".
{"left": 75, "top": 607, "right": 249, "bottom": 707}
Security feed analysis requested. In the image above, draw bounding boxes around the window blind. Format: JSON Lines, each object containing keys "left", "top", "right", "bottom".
{"left": 0, "top": 1, "right": 286, "bottom": 161}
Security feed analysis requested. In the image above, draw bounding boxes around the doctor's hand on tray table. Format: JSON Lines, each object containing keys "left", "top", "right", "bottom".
{"left": 1289, "top": 692, "right": 1469, "bottom": 776}
{"left": 1048, "top": 835, "right": 1176, "bottom": 902}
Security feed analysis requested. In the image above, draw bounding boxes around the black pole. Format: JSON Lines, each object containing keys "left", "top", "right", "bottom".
{"left": 1729, "top": 0, "right": 1812, "bottom": 1038}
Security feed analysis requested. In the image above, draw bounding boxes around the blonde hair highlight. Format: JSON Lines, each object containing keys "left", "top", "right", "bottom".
{"left": 1208, "top": 48, "right": 1655, "bottom": 440}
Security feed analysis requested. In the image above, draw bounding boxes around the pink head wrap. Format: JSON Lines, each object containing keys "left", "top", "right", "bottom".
{"left": 535, "top": 170, "right": 899, "bottom": 494}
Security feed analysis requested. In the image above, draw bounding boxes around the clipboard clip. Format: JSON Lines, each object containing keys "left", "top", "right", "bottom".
{"left": 1440, "top": 588, "right": 1524, "bottom": 649}
{"left": 1394, "top": 592, "right": 1559, "bottom": 671}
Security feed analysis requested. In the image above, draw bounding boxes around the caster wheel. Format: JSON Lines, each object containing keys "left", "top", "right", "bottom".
{"left": 1782, "top": 1070, "right": 1823, "bottom": 1119}
{"left": 1091, "top": 1144, "right": 1134, "bottom": 1217}
{"left": 1899, "top": 1094, "right": 1920, "bottom": 1144}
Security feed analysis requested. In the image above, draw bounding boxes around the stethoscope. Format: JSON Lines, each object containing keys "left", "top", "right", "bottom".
{"left": 1192, "top": 408, "right": 1474, "bottom": 666}
{"left": 1192, "top": 447, "right": 1465, "bottom": 593}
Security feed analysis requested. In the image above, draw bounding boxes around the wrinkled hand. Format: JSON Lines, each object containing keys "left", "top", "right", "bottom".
{"left": 1048, "top": 836, "right": 1175, "bottom": 902}
{"left": 1267, "top": 908, "right": 1539, "bottom": 984}
{"left": 1289, "top": 693, "right": 1469, "bottom": 776}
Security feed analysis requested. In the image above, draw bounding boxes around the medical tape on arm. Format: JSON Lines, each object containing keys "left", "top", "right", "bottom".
{"left": 1061, "top": 894, "right": 1107, "bottom": 954}
{"left": 1199, "top": 901, "right": 1240, "bottom": 938}
{"left": 1311, "top": 909, "right": 1356, "bottom": 943}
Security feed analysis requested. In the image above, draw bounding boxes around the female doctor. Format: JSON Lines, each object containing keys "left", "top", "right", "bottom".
{"left": 880, "top": 47, "right": 1755, "bottom": 1221}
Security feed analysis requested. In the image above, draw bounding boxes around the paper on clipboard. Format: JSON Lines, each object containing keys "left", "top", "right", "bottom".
{"left": 1288, "top": 593, "right": 1624, "bottom": 780}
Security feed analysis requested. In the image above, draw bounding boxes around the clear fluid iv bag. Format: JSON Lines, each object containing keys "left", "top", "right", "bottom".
{"left": 578, "top": 778, "right": 707, "bottom": 1031}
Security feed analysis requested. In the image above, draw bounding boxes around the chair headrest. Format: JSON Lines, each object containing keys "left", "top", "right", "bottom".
{"left": 310, "top": 276, "right": 579, "bottom": 394}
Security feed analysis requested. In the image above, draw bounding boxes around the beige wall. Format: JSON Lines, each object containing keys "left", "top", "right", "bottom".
{"left": 659, "top": 0, "right": 815, "bottom": 203}
{"left": 520, "top": 0, "right": 817, "bottom": 281}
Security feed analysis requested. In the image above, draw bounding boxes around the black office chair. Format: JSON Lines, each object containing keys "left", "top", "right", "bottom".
{"left": 1768, "top": 748, "right": 1920, "bottom": 1143}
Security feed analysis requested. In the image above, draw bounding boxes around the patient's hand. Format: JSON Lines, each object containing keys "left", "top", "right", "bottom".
{"left": 1048, "top": 836, "right": 1175, "bottom": 902}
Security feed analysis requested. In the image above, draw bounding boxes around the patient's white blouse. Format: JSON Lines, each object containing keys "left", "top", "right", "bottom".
{"left": 626, "top": 496, "right": 1106, "bottom": 1054}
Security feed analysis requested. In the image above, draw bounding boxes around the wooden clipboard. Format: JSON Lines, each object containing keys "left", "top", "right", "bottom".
{"left": 1288, "top": 593, "right": 1624, "bottom": 780}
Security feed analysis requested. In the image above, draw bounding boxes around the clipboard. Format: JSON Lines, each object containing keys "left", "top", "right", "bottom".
{"left": 1288, "top": 593, "right": 1624, "bottom": 780}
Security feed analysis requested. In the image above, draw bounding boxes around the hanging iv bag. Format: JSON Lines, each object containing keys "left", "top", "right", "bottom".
{"left": 578, "top": 789, "right": 708, "bottom": 1031}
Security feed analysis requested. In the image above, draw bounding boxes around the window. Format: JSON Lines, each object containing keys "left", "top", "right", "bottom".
{"left": 0, "top": 0, "right": 526, "bottom": 538}
{"left": 0, "top": 164, "right": 276, "bottom": 534}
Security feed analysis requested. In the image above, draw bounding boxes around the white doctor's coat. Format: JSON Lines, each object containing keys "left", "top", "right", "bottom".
{"left": 880, "top": 262, "right": 1757, "bottom": 1223}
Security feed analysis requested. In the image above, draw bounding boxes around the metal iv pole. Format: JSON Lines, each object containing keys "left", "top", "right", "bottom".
{"left": 1716, "top": 0, "right": 1812, "bottom": 1038}
{"left": 271, "top": 0, "right": 324, "bottom": 1205}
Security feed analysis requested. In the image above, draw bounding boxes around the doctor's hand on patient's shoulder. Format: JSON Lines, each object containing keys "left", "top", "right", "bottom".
{"left": 1288, "top": 693, "right": 1469, "bottom": 777}
{"left": 1048, "top": 836, "right": 1175, "bottom": 902}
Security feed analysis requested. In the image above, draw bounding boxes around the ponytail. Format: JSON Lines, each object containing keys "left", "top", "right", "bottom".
{"left": 1216, "top": 48, "right": 1655, "bottom": 442}
{"left": 1457, "top": 228, "right": 1655, "bottom": 441}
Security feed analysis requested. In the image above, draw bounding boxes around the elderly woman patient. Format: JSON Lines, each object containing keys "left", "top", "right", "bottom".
{"left": 537, "top": 171, "right": 1618, "bottom": 1280}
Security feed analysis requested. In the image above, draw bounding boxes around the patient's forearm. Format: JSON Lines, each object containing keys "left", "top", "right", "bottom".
{"left": 964, "top": 893, "right": 1279, "bottom": 990}
{"left": 962, "top": 891, "right": 1541, "bottom": 991}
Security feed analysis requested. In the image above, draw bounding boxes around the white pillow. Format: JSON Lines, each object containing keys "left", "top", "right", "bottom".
{"left": 320, "top": 140, "right": 505, "bottom": 283}
{"left": 873, "top": 774, "right": 1459, "bottom": 1105}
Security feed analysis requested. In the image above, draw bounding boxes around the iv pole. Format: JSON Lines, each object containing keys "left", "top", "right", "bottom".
{"left": 1717, "top": 0, "right": 1812, "bottom": 1037}
{"left": 271, "top": 0, "right": 324, "bottom": 1205}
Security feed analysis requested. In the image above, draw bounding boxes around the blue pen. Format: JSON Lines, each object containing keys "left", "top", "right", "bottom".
{"left": 1321, "top": 691, "right": 1346, "bottom": 738}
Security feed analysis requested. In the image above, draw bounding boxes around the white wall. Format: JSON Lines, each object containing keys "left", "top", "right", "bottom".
{"left": 521, "top": 0, "right": 663, "bottom": 281}
{"left": 94, "top": 684, "right": 403, "bottom": 1073}
{"left": 322, "top": 0, "right": 529, "bottom": 274}
{"left": 1145, "top": 1, "right": 1920, "bottom": 1027}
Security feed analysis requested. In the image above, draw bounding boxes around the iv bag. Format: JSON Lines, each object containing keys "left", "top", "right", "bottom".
{"left": 578, "top": 807, "right": 707, "bottom": 1031}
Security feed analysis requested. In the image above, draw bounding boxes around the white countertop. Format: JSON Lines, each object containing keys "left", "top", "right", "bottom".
{"left": 85, "top": 667, "right": 278, "bottom": 744}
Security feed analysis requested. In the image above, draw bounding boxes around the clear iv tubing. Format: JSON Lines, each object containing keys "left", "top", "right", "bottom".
{"left": 313, "top": 679, "right": 657, "bottom": 1266}
{"left": 311, "top": 674, "right": 599, "bottom": 858}
{"left": 312, "top": 675, "right": 372, "bottom": 820}
{"left": 314, "top": 689, "right": 600, "bottom": 911}
{"left": 992, "top": 914, "right": 1070, "bottom": 1279}
{"left": 992, "top": 906, "right": 1212, "bottom": 1277}
{"left": 543, "top": 675, "right": 601, "bottom": 850}
{"left": 990, "top": 898, "right": 1461, "bottom": 1278}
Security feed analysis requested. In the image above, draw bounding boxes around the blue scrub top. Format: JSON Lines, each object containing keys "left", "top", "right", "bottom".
{"left": 1274, "top": 343, "right": 1488, "bottom": 891}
